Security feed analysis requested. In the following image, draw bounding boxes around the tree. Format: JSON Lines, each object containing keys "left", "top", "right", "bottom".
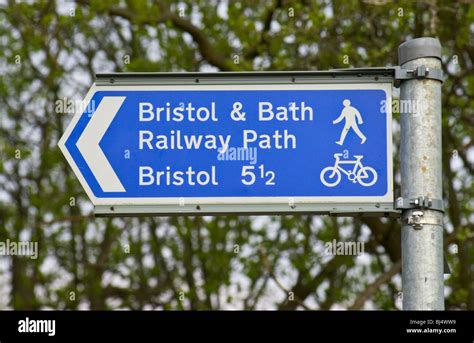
{"left": 0, "top": 0, "right": 472, "bottom": 310}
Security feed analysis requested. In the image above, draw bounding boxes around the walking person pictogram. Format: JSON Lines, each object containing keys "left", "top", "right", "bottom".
{"left": 333, "top": 99, "right": 367, "bottom": 145}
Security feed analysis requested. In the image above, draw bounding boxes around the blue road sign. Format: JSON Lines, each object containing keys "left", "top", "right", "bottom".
{"left": 58, "top": 81, "right": 393, "bottom": 212}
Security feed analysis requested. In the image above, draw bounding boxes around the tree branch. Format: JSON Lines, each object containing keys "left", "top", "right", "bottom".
{"left": 75, "top": 0, "right": 237, "bottom": 71}
{"left": 244, "top": 0, "right": 283, "bottom": 60}
{"left": 259, "top": 246, "right": 313, "bottom": 310}
{"left": 348, "top": 260, "right": 401, "bottom": 310}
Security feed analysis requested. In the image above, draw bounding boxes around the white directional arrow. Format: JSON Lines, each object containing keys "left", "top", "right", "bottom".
{"left": 76, "top": 96, "right": 126, "bottom": 192}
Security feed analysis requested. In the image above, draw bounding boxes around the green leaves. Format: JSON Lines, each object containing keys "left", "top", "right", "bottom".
{"left": 0, "top": 0, "right": 472, "bottom": 310}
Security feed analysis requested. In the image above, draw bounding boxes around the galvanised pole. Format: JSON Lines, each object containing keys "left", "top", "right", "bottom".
{"left": 399, "top": 37, "right": 444, "bottom": 310}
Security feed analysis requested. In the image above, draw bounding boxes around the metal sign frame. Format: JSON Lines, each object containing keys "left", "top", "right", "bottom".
{"left": 59, "top": 70, "right": 398, "bottom": 217}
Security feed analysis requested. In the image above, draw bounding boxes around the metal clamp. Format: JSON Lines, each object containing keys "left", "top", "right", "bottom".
{"left": 407, "top": 210, "right": 424, "bottom": 229}
{"left": 402, "top": 209, "right": 444, "bottom": 229}
{"left": 393, "top": 66, "right": 444, "bottom": 87}
{"left": 395, "top": 196, "right": 444, "bottom": 213}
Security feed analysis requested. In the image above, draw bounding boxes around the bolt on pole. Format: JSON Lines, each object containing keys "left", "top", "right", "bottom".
{"left": 398, "top": 37, "right": 444, "bottom": 310}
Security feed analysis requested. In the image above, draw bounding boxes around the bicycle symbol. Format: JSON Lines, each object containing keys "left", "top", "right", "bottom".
{"left": 320, "top": 153, "right": 378, "bottom": 187}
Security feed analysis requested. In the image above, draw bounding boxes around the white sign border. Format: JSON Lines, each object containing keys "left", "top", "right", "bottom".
{"left": 58, "top": 83, "right": 393, "bottom": 206}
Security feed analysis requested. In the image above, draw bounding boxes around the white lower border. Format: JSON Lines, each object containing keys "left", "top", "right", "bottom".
{"left": 58, "top": 82, "right": 393, "bottom": 207}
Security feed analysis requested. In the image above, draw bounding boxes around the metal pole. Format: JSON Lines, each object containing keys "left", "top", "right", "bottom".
{"left": 399, "top": 37, "right": 444, "bottom": 310}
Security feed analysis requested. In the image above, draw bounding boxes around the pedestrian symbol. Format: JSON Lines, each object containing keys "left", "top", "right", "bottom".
{"left": 333, "top": 99, "right": 367, "bottom": 145}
